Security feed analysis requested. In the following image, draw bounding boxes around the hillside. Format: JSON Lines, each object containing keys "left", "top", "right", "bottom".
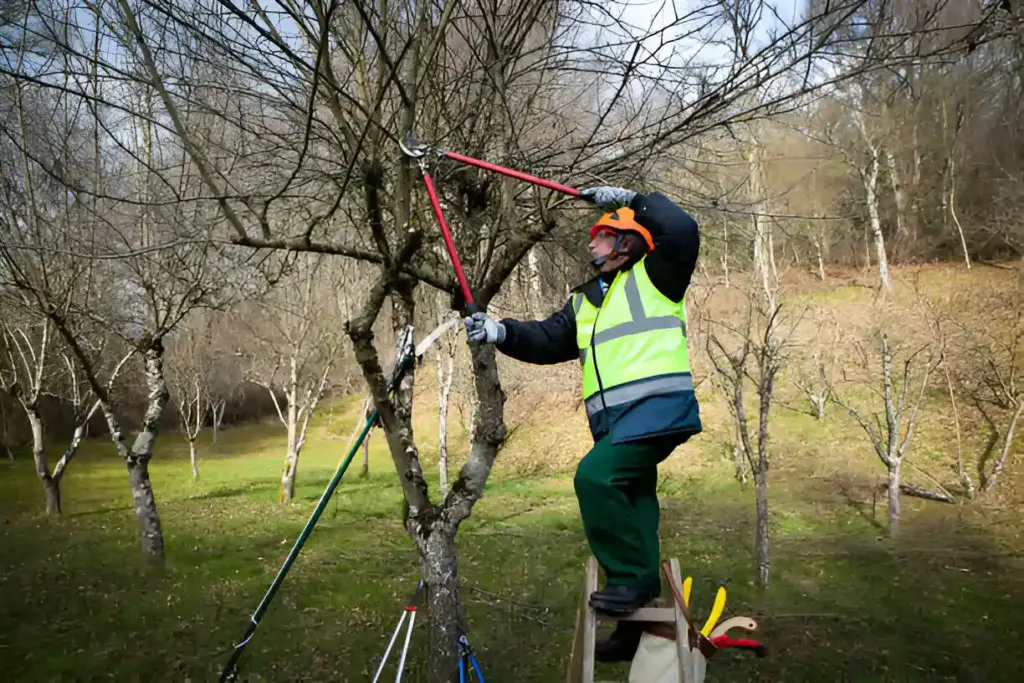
{"left": 1, "top": 264, "right": 1023, "bottom": 682}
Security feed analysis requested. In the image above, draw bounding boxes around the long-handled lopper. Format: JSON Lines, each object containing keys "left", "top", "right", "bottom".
{"left": 217, "top": 320, "right": 460, "bottom": 683}
{"left": 398, "top": 133, "right": 594, "bottom": 314}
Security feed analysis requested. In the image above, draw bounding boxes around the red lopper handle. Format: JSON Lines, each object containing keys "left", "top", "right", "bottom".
{"left": 420, "top": 168, "right": 476, "bottom": 310}
{"left": 440, "top": 150, "right": 586, "bottom": 199}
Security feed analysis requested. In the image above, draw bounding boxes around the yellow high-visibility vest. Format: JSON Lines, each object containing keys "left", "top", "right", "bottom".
{"left": 573, "top": 256, "right": 700, "bottom": 443}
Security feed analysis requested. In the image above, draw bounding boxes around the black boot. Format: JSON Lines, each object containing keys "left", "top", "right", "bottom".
{"left": 595, "top": 620, "right": 645, "bottom": 662}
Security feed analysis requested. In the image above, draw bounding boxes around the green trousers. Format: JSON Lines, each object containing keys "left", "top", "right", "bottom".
{"left": 572, "top": 433, "right": 678, "bottom": 595}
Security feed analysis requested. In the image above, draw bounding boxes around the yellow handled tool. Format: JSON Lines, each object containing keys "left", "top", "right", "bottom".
{"left": 683, "top": 576, "right": 692, "bottom": 608}
{"left": 700, "top": 585, "right": 727, "bottom": 637}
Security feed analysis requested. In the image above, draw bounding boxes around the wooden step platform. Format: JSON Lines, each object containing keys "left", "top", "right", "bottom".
{"left": 565, "top": 556, "right": 698, "bottom": 683}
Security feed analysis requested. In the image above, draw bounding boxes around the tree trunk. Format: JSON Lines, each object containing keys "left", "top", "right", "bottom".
{"left": 949, "top": 156, "right": 971, "bottom": 269}
{"left": 755, "top": 336, "right": 775, "bottom": 589}
{"left": 417, "top": 337, "right": 507, "bottom": 683}
{"left": 127, "top": 456, "right": 163, "bottom": 560}
{"left": 732, "top": 421, "right": 747, "bottom": 484}
{"left": 189, "top": 439, "right": 198, "bottom": 480}
{"left": 749, "top": 144, "right": 776, "bottom": 308}
{"left": 25, "top": 403, "right": 59, "bottom": 516}
{"left": 854, "top": 112, "right": 891, "bottom": 289}
{"left": 127, "top": 341, "right": 170, "bottom": 564}
{"left": 982, "top": 401, "right": 1023, "bottom": 495}
{"left": 814, "top": 223, "right": 827, "bottom": 282}
{"left": 886, "top": 463, "right": 901, "bottom": 539}
{"left": 418, "top": 529, "right": 465, "bottom": 683}
{"left": 885, "top": 148, "right": 908, "bottom": 241}
{"left": 281, "top": 444, "right": 298, "bottom": 502}
{"left": 281, "top": 385, "right": 300, "bottom": 502}
{"left": 812, "top": 392, "right": 826, "bottom": 420}
{"left": 754, "top": 467, "right": 769, "bottom": 588}
{"left": 0, "top": 397, "right": 13, "bottom": 461}
{"left": 362, "top": 435, "right": 370, "bottom": 478}
{"left": 863, "top": 150, "right": 891, "bottom": 289}
{"left": 345, "top": 396, "right": 371, "bottom": 479}
{"left": 42, "top": 475, "right": 61, "bottom": 515}
{"left": 722, "top": 218, "right": 730, "bottom": 288}
{"left": 212, "top": 400, "right": 225, "bottom": 444}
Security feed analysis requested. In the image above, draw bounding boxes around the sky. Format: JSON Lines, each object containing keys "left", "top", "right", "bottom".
{"left": 609, "top": 0, "right": 807, "bottom": 67}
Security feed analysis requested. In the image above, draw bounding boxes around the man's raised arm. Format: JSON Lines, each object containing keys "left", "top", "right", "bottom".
{"left": 628, "top": 191, "right": 700, "bottom": 304}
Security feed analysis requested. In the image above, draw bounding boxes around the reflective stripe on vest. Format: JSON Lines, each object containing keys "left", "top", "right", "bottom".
{"left": 575, "top": 257, "right": 691, "bottom": 421}
{"left": 584, "top": 373, "right": 695, "bottom": 417}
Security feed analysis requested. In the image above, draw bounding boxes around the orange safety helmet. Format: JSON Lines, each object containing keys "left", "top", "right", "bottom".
{"left": 588, "top": 206, "right": 655, "bottom": 251}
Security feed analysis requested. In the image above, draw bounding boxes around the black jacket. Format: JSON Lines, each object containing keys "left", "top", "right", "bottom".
{"left": 497, "top": 191, "right": 700, "bottom": 364}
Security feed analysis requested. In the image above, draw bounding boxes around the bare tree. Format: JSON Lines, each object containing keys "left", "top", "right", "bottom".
{"left": 0, "top": 304, "right": 132, "bottom": 514}
{"left": 946, "top": 275, "right": 1024, "bottom": 496}
{"left": 852, "top": 108, "right": 893, "bottom": 289}
{"left": 0, "top": 313, "right": 61, "bottom": 513}
{"left": 242, "top": 253, "right": 345, "bottom": 502}
{"left": 793, "top": 307, "right": 840, "bottom": 420}
{"left": 166, "top": 322, "right": 213, "bottom": 479}
{"left": 832, "top": 320, "right": 939, "bottom": 538}
{"left": 707, "top": 290, "right": 787, "bottom": 588}
{"left": 921, "top": 289, "right": 976, "bottom": 498}
{"left": 204, "top": 326, "right": 242, "bottom": 446}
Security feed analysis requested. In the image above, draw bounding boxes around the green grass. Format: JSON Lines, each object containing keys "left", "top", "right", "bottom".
{"left": 3, "top": 348, "right": 1024, "bottom": 681}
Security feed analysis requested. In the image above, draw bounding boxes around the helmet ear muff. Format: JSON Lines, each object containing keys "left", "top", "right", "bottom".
{"left": 611, "top": 232, "right": 647, "bottom": 259}
{"left": 591, "top": 232, "right": 637, "bottom": 268}
{"left": 610, "top": 232, "right": 626, "bottom": 257}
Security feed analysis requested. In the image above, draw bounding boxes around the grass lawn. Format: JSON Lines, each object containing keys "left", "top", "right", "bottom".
{"left": 4, "top": 267, "right": 1024, "bottom": 683}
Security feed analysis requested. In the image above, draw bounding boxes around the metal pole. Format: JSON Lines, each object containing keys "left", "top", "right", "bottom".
{"left": 371, "top": 611, "right": 408, "bottom": 683}
{"left": 218, "top": 411, "right": 377, "bottom": 682}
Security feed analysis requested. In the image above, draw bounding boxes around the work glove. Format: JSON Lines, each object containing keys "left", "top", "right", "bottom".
{"left": 463, "top": 312, "right": 506, "bottom": 345}
{"left": 580, "top": 186, "right": 637, "bottom": 210}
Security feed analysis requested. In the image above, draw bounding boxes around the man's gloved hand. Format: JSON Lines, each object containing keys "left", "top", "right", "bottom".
{"left": 580, "top": 186, "right": 638, "bottom": 210}
{"left": 463, "top": 311, "right": 506, "bottom": 345}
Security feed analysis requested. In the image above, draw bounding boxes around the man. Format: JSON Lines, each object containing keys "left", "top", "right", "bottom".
{"left": 463, "top": 185, "right": 702, "bottom": 660}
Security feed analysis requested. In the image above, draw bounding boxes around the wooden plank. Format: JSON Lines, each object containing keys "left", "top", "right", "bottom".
{"left": 694, "top": 651, "right": 708, "bottom": 683}
{"left": 616, "top": 607, "right": 676, "bottom": 623}
{"left": 669, "top": 558, "right": 695, "bottom": 683}
{"left": 565, "top": 604, "right": 582, "bottom": 682}
{"left": 582, "top": 555, "right": 599, "bottom": 683}
{"left": 565, "top": 558, "right": 590, "bottom": 683}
